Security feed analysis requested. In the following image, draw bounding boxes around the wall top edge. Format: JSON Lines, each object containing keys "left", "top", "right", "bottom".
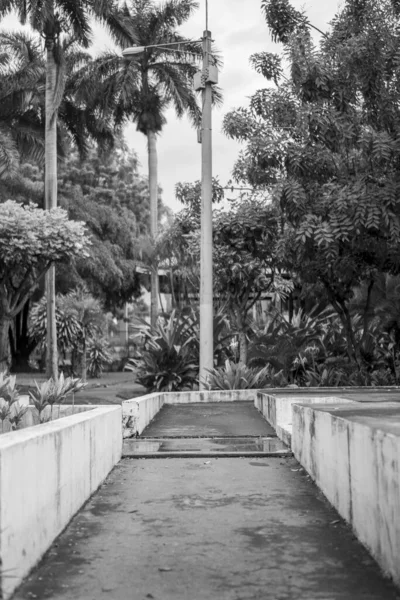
{"left": 123, "top": 390, "right": 258, "bottom": 405}
{"left": 293, "top": 401, "right": 400, "bottom": 437}
{"left": 0, "top": 405, "right": 122, "bottom": 449}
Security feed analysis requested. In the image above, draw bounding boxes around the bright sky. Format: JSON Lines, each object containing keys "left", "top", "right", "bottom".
{"left": 2, "top": 0, "right": 342, "bottom": 211}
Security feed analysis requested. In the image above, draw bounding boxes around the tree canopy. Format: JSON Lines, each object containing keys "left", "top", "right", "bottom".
{"left": 223, "top": 0, "right": 400, "bottom": 367}
{"left": 0, "top": 201, "right": 88, "bottom": 369}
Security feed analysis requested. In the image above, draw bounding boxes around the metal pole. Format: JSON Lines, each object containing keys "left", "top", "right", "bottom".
{"left": 199, "top": 29, "right": 213, "bottom": 389}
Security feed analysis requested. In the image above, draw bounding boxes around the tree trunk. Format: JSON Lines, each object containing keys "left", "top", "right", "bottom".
{"left": 81, "top": 337, "right": 87, "bottom": 383}
{"left": 0, "top": 317, "right": 11, "bottom": 373}
{"left": 11, "top": 301, "right": 36, "bottom": 372}
{"left": 324, "top": 283, "right": 357, "bottom": 364}
{"left": 235, "top": 308, "right": 248, "bottom": 365}
{"left": 148, "top": 130, "right": 159, "bottom": 329}
{"left": 45, "top": 43, "right": 59, "bottom": 380}
{"left": 361, "top": 279, "right": 374, "bottom": 347}
{"left": 238, "top": 329, "right": 248, "bottom": 365}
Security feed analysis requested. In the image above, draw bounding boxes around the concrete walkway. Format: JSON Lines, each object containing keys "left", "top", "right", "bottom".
{"left": 11, "top": 401, "right": 400, "bottom": 599}
{"left": 141, "top": 401, "right": 275, "bottom": 437}
{"left": 13, "top": 457, "right": 400, "bottom": 600}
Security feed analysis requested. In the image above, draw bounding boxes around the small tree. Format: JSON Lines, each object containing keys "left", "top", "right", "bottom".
{"left": 0, "top": 201, "right": 88, "bottom": 371}
{"left": 165, "top": 192, "right": 290, "bottom": 364}
{"left": 213, "top": 199, "right": 291, "bottom": 364}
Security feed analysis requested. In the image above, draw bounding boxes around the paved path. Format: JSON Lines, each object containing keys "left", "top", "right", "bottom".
{"left": 13, "top": 457, "right": 400, "bottom": 600}
{"left": 141, "top": 401, "right": 275, "bottom": 437}
{"left": 11, "top": 401, "right": 400, "bottom": 599}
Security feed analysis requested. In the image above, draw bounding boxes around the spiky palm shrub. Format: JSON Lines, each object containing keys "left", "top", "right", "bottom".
{"left": 125, "top": 310, "right": 198, "bottom": 392}
{"left": 88, "top": 338, "right": 113, "bottom": 378}
{"left": 205, "top": 360, "right": 282, "bottom": 390}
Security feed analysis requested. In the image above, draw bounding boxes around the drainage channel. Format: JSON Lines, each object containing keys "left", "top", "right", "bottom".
{"left": 122, "top": 436, "right": 292, "bottom": 458}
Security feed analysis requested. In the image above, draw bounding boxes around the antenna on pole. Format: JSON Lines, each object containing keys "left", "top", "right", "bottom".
{"left": 205, "top": 0, "right": 208, "bottom": 31}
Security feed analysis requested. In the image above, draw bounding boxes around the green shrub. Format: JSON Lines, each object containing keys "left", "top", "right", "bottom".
{"left": 125, "top": 311, "right": 198, "bottom": 392}
{"left": 88, "top": 338, "right": 112, "bottom": 378}
{"left": 205, "top": 360, "right": 282, "bottom": 390}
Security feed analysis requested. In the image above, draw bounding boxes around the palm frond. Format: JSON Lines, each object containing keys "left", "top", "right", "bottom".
{"left": 57, "top": 0, "right": 92, "bottom": 47}
{"left": 151, "top": 0, "right": 199, "bottom": 33}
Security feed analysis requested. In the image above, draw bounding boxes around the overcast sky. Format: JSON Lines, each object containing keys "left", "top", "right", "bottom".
{"left": 3, "top": 0, "right": 342, "bottom": 211}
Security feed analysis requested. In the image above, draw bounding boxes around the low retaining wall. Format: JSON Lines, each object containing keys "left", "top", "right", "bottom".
{"left": 164, "top": 389, "right": 258, "bottom": 403}
{"left": 122, "top": 389, "right": 259, "bottom": 437}
{"left": 292, "top": 402, "right": 400, "bottom": 587}
{"left": 256, "top": 392, "right": 354, "bottom": 445}
{"left": 123, "top": 393, "right": 165, "bottom": 438}
{"left": 1, "top": 404, "right": 93, "bottom": 433}
{"left": 0, "top": 405, "right": 122, "bottom": 599}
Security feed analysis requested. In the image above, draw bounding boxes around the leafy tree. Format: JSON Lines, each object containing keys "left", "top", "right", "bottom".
{"left": 0, "top": 201, "right": 88, "bottom": 371}
{"left": 224, "top": 0, "right": 400, "bottom": 369}
{"left": 175, "top": 177, "right": 225, "bottom": 215}
{"left": 212, "top": 199, "right": 291, "bottom": 364}
{"left": 163, "top": 185, "right": 290, "bottom": 363}
{"left": 57, "top": 142, "right": 151, "bottom": 308}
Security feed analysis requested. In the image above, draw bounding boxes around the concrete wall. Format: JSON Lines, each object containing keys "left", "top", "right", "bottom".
{"left": 122, "top": 393, "right": 165, "bottom": 437}
{"left": 0, "top": 405, "right": 122, "bottom": 599}
{"left": 164, "top": 389, "right": 258, "bottom": 404}
{"left": 292, "top": 403, "right": 400, "bottom": 587}
{"left": 1, "top": 404, "right": 93, "bottom": 433}
{"left": 256, "top": 392, "right": 354, "bottom": 445}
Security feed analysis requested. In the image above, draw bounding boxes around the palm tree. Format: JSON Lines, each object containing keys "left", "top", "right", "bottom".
{"left": 0, "top": 1, "right": 114, "bottom": 378}
{"left": 0, "top": 31, "right": 46, "bottom": 180}
{"left": 0, "top": 31, "right": 114, "bottom": 189}
{"left": 92, "top": 0, "right": 208, "bottom": 327}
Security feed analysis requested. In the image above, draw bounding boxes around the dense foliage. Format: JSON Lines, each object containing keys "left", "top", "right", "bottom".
{"left": 0, "top": 201, "right": 88, "bottom": 369}
{"left": 221, "top": 0, "right": 400, "bottom": 379}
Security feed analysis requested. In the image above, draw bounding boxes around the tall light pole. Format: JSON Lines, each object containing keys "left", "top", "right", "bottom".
{"left": 123, "top": 10, "right": 218, "bottom": 389}
{"left": 195, "top": 29, "right": 216, "bottom": 389}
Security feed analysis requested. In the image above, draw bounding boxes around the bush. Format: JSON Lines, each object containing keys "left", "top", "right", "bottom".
{"left": 124, "top": 311, "right": 198, "bottom": 392}
{"left": 205, "top": 360, "right": 283, "bottom": 390}
{"left": 88, "top": 338, "right": 112, "bottom": 378}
